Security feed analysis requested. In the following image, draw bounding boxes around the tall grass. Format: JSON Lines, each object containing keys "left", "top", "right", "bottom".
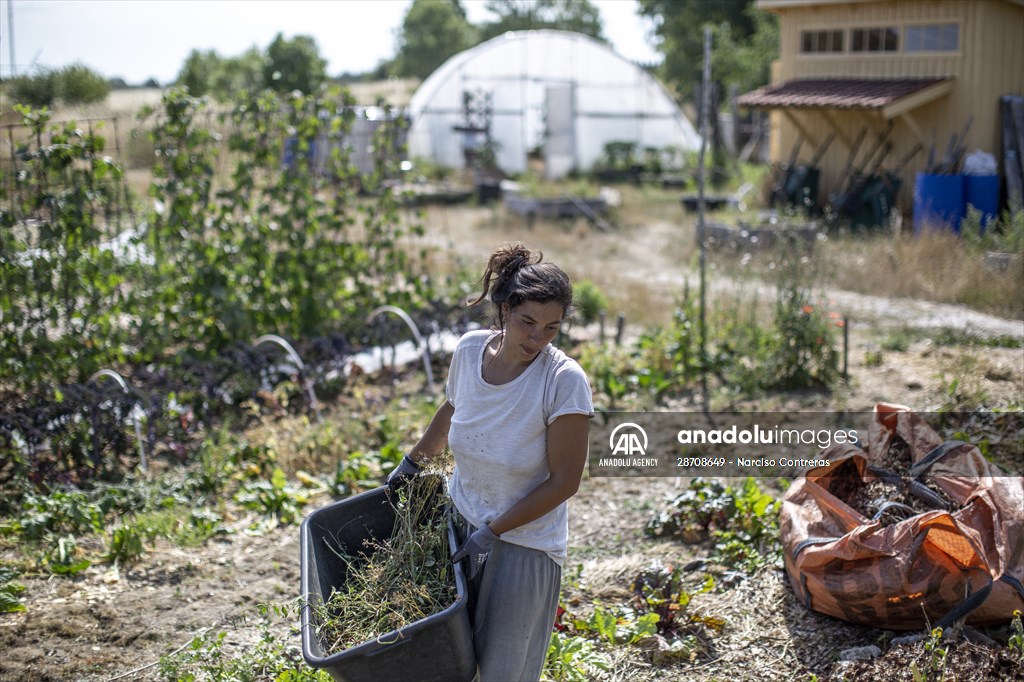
{"left": 819, "top": 223, "right": 1023, "bottom": 319}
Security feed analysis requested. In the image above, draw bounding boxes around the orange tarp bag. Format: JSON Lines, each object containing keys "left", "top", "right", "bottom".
{"left": 780, "top": 403, "right": 1024, "bottom": 630}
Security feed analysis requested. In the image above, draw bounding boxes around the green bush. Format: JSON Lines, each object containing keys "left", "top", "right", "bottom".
{"left": 7, "top": 71, "right": 58, "bottom": 107}
{"left": 5, "top": 64, "right": 110, "bottom": 107}
{"left": 55, "top": 63, "right": 111, "bottom": 104}
{"left": 572, "top": 280, "right": 607, "bottom": 325}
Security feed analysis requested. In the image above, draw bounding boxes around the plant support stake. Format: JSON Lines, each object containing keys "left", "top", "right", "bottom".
{"left": 697, "top": 25, "right": 712, "bottom": 413}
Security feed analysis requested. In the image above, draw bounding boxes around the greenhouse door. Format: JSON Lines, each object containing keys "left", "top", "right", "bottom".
{"left": 545, "top": 84, "right": 575, "bottom": 180}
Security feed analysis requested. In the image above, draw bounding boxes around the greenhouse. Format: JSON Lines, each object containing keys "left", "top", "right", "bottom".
{"left": 407, "top": 29, "right": 701, "bottom": 178}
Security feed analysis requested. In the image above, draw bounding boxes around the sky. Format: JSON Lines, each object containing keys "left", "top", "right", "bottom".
{"left": 0, "top": 0, "right": 662, "bottom": 84}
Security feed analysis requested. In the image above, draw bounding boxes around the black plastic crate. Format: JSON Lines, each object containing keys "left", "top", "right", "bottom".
{"left": 300, "top": 483, "right": 476, "bottom": 682}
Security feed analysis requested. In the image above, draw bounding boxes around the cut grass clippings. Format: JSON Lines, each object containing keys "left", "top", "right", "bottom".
{"left": 312, "top": 475, "right": 457, "bottom": 654}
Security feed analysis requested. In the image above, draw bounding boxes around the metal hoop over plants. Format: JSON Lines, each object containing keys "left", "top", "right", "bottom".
{"left": 366, "top": 305, "right": 436, "bottom": 395}
{"left": 87, "top": 369, "right": 149, "bottom": 472}
{"left": 253, "top": 334, "right": 323, "bottom": 424}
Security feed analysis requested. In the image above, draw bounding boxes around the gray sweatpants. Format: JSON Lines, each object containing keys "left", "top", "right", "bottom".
{"left": 462, "top": 522, "right": 561, "bottom": 682}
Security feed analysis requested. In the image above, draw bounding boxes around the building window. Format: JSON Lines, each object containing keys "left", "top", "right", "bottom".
{"left": 905, "top": 24, "right": 959, "bottom": 52}
{"left": 851, "top": 27, "right": 899, "bottom": 53}
{"left": 800, "top": 30, "right": 844, "bottom": 54}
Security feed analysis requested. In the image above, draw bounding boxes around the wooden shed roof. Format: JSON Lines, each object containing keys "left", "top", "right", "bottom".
{"left": 736, "top": 78, "right": 953, "bottom": 117}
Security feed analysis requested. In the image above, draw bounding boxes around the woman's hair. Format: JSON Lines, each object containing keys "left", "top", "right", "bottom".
{"left": 468, "top": 243, "right": 573, "bottom": 328}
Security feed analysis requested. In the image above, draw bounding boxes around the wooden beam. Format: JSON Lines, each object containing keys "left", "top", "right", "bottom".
{"left": 899, "top": 110, "right": 928, "bottom": 148}
{"left": 820, "top": 110, "right": 854, "bottom": 151}
{"left": 781, "top": 109, "right": 821, "bottom": 149}
{"left": 857, "top": 110, "right": 885, "bottom": 136}
{"left": 883, "top": 79, "right": 955, "bottom": 119}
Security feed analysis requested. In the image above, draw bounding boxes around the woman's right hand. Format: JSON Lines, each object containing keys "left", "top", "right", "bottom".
{"left": 386, "top": 454, "right": 421, "bottom": 494}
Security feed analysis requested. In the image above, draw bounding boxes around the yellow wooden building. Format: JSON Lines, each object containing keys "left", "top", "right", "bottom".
{"left": 738, "top": 0, "right": 1024, "bottom": 218}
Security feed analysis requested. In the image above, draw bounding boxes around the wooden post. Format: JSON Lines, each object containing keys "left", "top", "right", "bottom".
{"left": 615, "top": 314, "right": 625, "bottom": 347}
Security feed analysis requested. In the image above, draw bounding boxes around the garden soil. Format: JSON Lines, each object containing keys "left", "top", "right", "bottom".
{"left": 1, "top": 207, "right": 1022, "bottom": 681}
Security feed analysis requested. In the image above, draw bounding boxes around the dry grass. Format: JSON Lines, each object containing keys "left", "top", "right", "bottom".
{"left": 819, "top": 229, "right": 1024, "bottom": 319}
{"left": 345, "top": 78, "right": 420, "bottom": 107}
{"left": 312, "top": 474, "right": 456, "bottom": 654}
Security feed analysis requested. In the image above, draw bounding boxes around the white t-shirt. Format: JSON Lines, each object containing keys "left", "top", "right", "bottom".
{"left": 446, "top": 329, "right": 594, "bottom": 565}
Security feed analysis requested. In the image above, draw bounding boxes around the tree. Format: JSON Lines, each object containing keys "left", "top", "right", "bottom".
{"left": 213, "top": 47, "right": 266, "bottom": 98}
{"left": 176, "top": 49, "right": 222, "bottom": 97}
{"left": 263, "top": 33, "right": 328, "bottom": 95}
{"left": 709, "top": 5, "right": 778, "bottom": 98}
{"left": 478, "top": 0, "right": 606, "bottom": 42}
{"left": 637, "top": 0, "right": 776, "bottom": 99}
{"left": 393, "top": 0, "right": 475, "bottom": 80}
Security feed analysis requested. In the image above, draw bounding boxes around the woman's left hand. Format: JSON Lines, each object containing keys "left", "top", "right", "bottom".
{"left": 453, "top": 524, "right": 499, "bottom": 580}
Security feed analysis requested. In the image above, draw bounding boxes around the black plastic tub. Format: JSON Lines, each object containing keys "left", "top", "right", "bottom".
{"left": 680, "top": 194, "right": 732, "bottom": 212}
{"left": 300, "top": 484, "right": 476, "bottom": 682}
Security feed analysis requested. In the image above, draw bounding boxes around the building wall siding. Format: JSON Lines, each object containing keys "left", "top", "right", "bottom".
{"left": 764, "top": 0, "right": 1024, "bottom": 214}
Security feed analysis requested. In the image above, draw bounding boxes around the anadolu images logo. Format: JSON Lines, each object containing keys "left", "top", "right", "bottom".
{"left": 609, "top": 422, "right": 648, "bottom": 456}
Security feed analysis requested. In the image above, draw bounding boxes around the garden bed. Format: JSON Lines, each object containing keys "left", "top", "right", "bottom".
{"left": 703, "top": 220, "right": 820, "bottom": 250}
{"left": 504, "top": 193, "right": 607, "bottom": 220}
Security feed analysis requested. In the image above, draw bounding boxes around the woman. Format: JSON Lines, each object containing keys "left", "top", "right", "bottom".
{"left": 388, "top": 242, "right": 593, "bottom": 681}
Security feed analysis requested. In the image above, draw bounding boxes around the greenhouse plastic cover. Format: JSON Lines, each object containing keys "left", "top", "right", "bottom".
{"left": 408, "top": 30, "right": 701, "bottom": 177}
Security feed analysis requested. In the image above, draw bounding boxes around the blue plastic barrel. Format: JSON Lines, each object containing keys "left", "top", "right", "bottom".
{"left": 964, "top": 175, "right": 1000, "bottom": 232}
{"left": 913, "top": 173, "right": 965, "bottom": 234}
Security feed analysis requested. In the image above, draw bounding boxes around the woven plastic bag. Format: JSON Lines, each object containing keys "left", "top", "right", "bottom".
{"left": 781, "top": 403, "right": 1024, "bottom": 630}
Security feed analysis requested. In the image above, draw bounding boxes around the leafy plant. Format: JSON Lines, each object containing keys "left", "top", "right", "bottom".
{"left": 572, "top": 604, "right": 660, "bottom": 647}
{"left": 645, "top": 477, "right": 736, "bottom": 542}
{"left": 133, "top": 507, "right": 226, "bottom": 547}
{"left": 645, "top": 477, "right": 781, "bottom": 573}
{"left": 0, "top": 567, "right": 27, "bottom": 613}
{"left": 633, "top": 297, "right": 703, "bottom": 399}
{"left": 543, "top": 631, "right": 611, "bottom": 682}
{"left": 713, "top": 254, "right": 841, "bottom": 393}
{"left": 331, "top": 452, "right": 378, "bottom": 497}
{"left": 629, "top": 562, "right": 719, "bottom": 637}
{"left": 1, "top": 105, "right": 133, "bottom": 391}
{"left": 911, "top": 627, "right": 948, "bottom": 682}
{"left": 233, "top": 468, "right": 309, "bottom": 527}
{"left": 107, "top": 524, "right": 147, "bottom": 566}
{"left": 576, "top": 343, "right": 636, "bottom": 411}
{"left": 572, "top": 280, "right": 608, "bottom": 326}
{"left": 1009, "top": 610, "right": 1024, "bottom": 660}
{"left": 46, "top": 535, "right": 91, "bottom": 575}
{"left": 15, "top": 490, "right": 105, "bottom": 541}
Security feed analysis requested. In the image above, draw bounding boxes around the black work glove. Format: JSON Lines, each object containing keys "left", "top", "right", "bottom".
{"left": 452, "top": 524, "right": 499, "bottom": 580}
{"left": 386, "top": 454, "right": 421, "bottom": 494}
